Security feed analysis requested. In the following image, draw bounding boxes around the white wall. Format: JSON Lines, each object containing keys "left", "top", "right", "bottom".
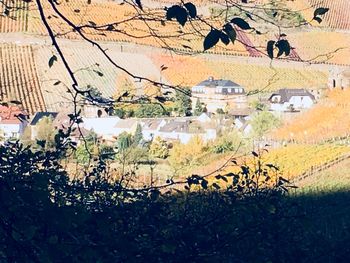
{"left": 270, "top": 96, "right": 314, "bottom": 111}
{"left": 83, "top": 117, "right": 121, "bottom": 139}
{"left": 0, "top": 123, "right": 22, "bottom": 139}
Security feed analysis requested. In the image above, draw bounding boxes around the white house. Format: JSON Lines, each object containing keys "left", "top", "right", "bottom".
{"left": 191, "top": 77, "right": 248, "bottom": 113}
{"left": 0, "top": 106, "right": 28, "bottom": 140}
{"left": 269, "top": 89, "right": 315, "bottom": 112}
{"left": 83, "top": 116, "right": 121, "bottom": 140}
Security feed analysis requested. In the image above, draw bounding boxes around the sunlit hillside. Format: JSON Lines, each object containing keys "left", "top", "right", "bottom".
{"left": 274, "top": 88, "right": 350, "bottom": 142}
{"left": 151, "top": 54, "right": 329, "bottom": 90}
{"left": 0, "top": 44, "right": 46, "bottom": 114}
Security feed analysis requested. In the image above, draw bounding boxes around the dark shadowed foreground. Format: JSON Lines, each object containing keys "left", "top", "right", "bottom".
{"left": 1, "top": 140, "right": 350, "bottom": 263}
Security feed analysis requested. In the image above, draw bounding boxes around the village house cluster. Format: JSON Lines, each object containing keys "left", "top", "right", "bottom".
{"left": 1, "top": 71, "right": 348, "bottom": 144}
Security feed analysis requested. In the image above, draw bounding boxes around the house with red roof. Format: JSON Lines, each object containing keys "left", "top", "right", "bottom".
{"left": 0, "top": 105, "right": 29, "bottom": 140}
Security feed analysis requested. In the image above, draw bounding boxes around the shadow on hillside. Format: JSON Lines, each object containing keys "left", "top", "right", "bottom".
{"left": 3, "top": 178, "right": 350, "bottom": 263}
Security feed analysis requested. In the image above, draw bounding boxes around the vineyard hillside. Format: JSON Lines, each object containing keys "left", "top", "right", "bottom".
{"left": 151, "top": 54, "right": 329, "bottom": 91}
{"left": 1, "top": 0, "right": 349, "bottom": 65}
{"left": 33, "top": 42, "right": 166, "bottom": 112}
{"left": 274, "top": 88, "right": 350, "bottom": 143}
{"left": 286, "top": 0, "right": 350, "bottom": 30}
{"left": 0, "top": 44, "right": 46, "bottom": 115}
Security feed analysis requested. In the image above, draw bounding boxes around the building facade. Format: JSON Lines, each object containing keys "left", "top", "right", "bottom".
{"left": 191, "top": 77, "right": 248, "bottom": 113}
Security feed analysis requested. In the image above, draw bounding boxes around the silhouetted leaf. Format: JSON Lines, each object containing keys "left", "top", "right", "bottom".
{"left": 175, "top": 7, "right": 188, "bottom": 26}
{"left": 212, "top": 183, "right": 220, "bottom": 190}
{"left": 201, "top": 179, "right": 208, "bottom": 189}
{"left": 184, "top": 2, "right": 197, "bottom": 18}
{"left": 166, "top": 5, "right": 180, "bottom": 20}
{"left": 245, "top": 12, "right": 254, "bottom": 21}
{"left": 155, "top": 96, "right": 166, "bottom": 103}
{"left": 276, "top": 39, "right": 290, "bottom": 57}
{"left": 135, "top": 0, "right": 143, "bottom": 10}
{"left": 252, "top": 151, "right": 259, "bottom": 157}
{"left": 53, "top": 80, "right": 61, "bottom": 85}
{"left": 93, "top": 70, "right": 104, "bottom": 77}
{"left": 48, "top": 55, "right": 57, "bottom": 68}
{"left": 313, "top": 17, "right": 322, "bottom": 23}
{"left": 231, "top": 17, "right": 251, "bottom": 30}
{"left": 203, "top": 29, "right": 221, "bottom": 51}
{"left": 223, "top": 23, "right": 236, "bottom": 44}
{"left": 88, "top": 21, "right": 96, "bottom": 26}
{"left": 3, "top": 8, "right": 10, "bottom": 16}
{"left": 220, "top": 32, "right": 230, "bottom": 45}
{"left": 314, "top": 7, "right": 329, "bottom": 17}
{"left": 267, "top": 40, "right": 275, "bottom": 59}
{"left": 166, "top": 5, "right": 188, "bottom": 26}
{"left": 10, "top": 100, "right": 21, "bottom": 105}
{"left": 106, "top": 24, "right": 115, "bottom": 31}
{"left": 37, "top": 140, "right": 46, "bottom": 148}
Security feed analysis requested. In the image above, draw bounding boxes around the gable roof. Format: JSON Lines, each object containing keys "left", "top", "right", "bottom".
{"left": 159, "top": 120, "right": 190, "bottom": 133}
{"left": 114, "top": 119, "right": 138, "bottom": 129}
{"left": 269, "top": 89, "right": 315, "bottom": 103}
{"left": 30, "top": 112, "right": 58, "bottom": 125}
{"left": 195, "top": 78, "right": 241, "bottom": 88}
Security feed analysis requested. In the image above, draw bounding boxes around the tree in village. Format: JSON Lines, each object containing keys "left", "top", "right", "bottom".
{"left": 149, "top": 136, "right": 170, "bottom": 159}
{"left": 134, "top": 103, "right": 167, "bottom": 118}
{"left": 35, "top": 116, "right": 57, "bottom": 151}
{"left": 75, "top": 130, "right": 100, "bottom": 164}
{"left": 133, "top": 123, "right": 143, "bottom": 146}
{"left": 174, "top": 89, "right": 192, "bottom": 117}
{"left": 116, "top": 132, "right": 132, "bottom": 152}
{"left": 193, "top": 98, "right": 204, "bottom": 116}
{"left": 211, "top": 130, "right": 242, "bottom": 154}
{"left": 168, "top": 135, "right": 206, "bottom": 174}
{"left": 250, "top": 110, "right": 281, "bottom": 139}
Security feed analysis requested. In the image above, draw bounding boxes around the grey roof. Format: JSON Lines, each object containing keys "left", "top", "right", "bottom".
{"left": 140, "top": 119, "right": 163, "bottom": 130}
{"left": 196, "top": 78, "right": 241, "bottom": 88}
{"left": 269, "top": 89, "right": 315, "bottom": 103}
{"left": 30, "top": 112, "right": 58, "bottom": 125}
{"left": 159, "top": 121, "right": 190, "bottom": 133}
{"left": 114, "top": 119, "right": 137, "bottom": 129}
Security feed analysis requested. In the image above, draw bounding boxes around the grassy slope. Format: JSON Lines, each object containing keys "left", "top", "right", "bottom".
{"left": 297, "top": 157, "right": 350, "bottom": 191}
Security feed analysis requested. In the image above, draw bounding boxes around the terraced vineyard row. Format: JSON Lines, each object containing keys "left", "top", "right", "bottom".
{"left": 0, "top": 44, "right": 46, "bottom": 114}
{"left": 27, "top": 0, "right": 250, "bottom": 56}
{"left": 259, "top": 144, "right": 350, "bottom": 180}
{"left": 0, "top": 0, "right": 29, "bottom": 32}
{"left": 151, "top": 54, "right": 328, "bottom": 91}
{"left": 304, "top": 0, "right": 350, "bottom": 30}
{"left": 33, "top": 44, "right": 164, "bottom": 112}
{"left": 149, "top": 0, "right": 266, "bottom": 8}
{"left": 289, "top": 31, "right": 350, "bottom": 65}
{"left": 274, "top": 89, "right": 350, "bottom": 143}
{"left": 284, "top": 0, "right": 350, "bottom": 30}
